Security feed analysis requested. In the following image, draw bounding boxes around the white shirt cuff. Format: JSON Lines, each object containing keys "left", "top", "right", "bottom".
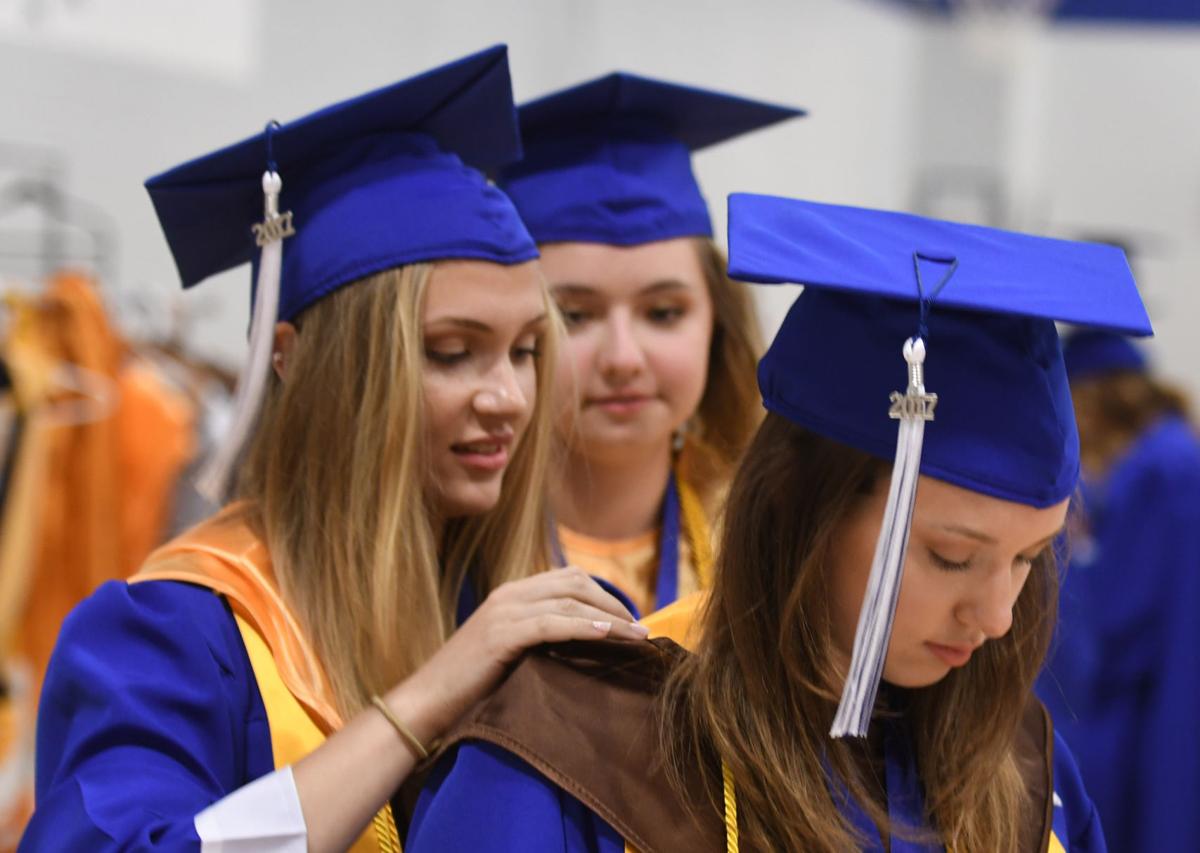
{"left": 194, "top": 765, "right": 307, "bottom": 852}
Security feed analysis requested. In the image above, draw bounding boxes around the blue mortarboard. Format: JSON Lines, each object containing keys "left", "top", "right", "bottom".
{"left": 726, "top": 192, "right": 1151, "bottom": 737}
{"left": 146, "top": 44, "right": 537, "bottom": 321}
{"left": 1062, "top": 329, "right": 1148, "bottom": 381}
{"left": 144, "top": 45, "right": 537, "bottom": 499}
{"left": 499, "top": 73, "right": 804, "bottom": 246}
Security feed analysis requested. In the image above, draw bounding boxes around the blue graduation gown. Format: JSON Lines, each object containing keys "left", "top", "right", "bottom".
{"left": 19, "top": 580, "right": 274, "bottom": 851}
{"left": 407, "top": 729, "right": 1103, "bottom": 852}
{"left": 1050, "top": 731, "right": 1107, "bottom": 852}
{"left": 1039, "top": 415, "right": 1200, "bottom": 852}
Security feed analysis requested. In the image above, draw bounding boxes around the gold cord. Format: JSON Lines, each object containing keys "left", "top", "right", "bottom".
{"left": 722, "top": 760, "right": 739, "bottom": 853}
{"left": 371, "top": 802, "right": 402, "bottom": 852}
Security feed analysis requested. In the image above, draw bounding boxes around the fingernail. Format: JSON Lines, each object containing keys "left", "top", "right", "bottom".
{"left": 592, "top": 620, "right": 612, "bottom": 634}
{"left": 630, "top": 623, "right": 650, "bottom": 637}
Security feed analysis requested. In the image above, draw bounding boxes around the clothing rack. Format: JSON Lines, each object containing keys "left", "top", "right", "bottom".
{"left": 0, "top": 176, "right": 117, "bottom": 283}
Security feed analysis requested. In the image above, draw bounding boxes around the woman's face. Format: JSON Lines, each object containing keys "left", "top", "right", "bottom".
{"left": 829, "top": 474, "right": 1069, "bottom": 688}
{"left": 422, "top": 259, "right": 547, "bottom": 519}
{"left": 540, "top": 238, "right": 714, "bottom": 462}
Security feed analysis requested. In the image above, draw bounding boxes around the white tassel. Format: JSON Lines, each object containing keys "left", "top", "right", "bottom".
{"left": 831, "top": 337, "right": 937, "bottom": 738}
{"left": 196, "top": 171, "right": 291, "bottom": 503}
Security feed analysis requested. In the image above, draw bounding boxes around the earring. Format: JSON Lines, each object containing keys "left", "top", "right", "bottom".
{"left": 272, "top": 352, "right": 285, "bottom": 372}
{"left": 672, "top": 417, "right": 697, "bottom": 453}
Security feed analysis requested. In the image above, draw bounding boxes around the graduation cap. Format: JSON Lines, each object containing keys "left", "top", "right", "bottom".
{"left": 1062, "top": 329, "right": 1148, "bottom": 381}
{"left": 145, "top": 45, "right": 537, "bottom": 499}
{"left": 726, "top": 192, "right": 1152, "bottom": 738}
{"left": 499, "top": 72, "right": 804, "bottom": 246}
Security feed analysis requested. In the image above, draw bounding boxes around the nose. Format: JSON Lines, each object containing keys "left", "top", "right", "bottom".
{"left": 473, "top": 362, "right": 528, "bottom": 419}
{"left": 957, "top": 565, "right": 1016, "bottom": 640}
{"left": 596, "top": 309, "right": 646, "bottom": 382}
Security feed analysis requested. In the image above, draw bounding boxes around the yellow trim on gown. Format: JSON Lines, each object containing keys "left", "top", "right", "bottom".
{"left": 235, "top": 613, "right": 399, "bottom": 852}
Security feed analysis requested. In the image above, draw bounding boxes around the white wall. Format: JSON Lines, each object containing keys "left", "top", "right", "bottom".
{"left": 1039, "top": 26, "right": 1200, "bottom": 396}
{"left": 907, "top": 16, "right": 1200, "bottom": 396}
{"left": 2, "top": 0, "right": 1197, "bottom": 397}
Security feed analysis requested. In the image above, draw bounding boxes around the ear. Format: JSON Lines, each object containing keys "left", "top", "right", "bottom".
{"left": 272, "top": 321, "right": 299, "bottom": 381}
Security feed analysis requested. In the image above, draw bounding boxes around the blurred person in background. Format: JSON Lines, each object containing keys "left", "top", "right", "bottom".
{"left": 1038, "top": 329, "right": 1200, "bottom": 853}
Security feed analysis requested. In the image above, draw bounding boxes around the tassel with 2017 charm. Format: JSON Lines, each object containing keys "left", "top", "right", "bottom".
{"left": 196, "top": 134, "right": 296, "bottom": 502}
{"left": 830, "top": 335, "right": 938, "bottom": 739}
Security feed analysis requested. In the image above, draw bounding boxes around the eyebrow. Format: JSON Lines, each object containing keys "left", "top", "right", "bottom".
{"left": 551, "top": 279, "right": 693, "bottom": 297}
{"left": 936, "top": 524, "right": 1066, "bottom": 553}
{"left": 937, "top": 524, "right": 997, "bottom": 545}
{"left": 424, "top": 313, "right": 548, "bottom": 334}
{"left": 1025, "top": 528, "right": 1066, "bottom": 554}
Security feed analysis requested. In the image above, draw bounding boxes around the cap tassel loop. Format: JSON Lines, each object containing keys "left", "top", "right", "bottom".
{"left": 831, "top": 337, "right": 937, "bottom": 738}
{"left": 196, "top": 169, "right": 293, "bottom": 502}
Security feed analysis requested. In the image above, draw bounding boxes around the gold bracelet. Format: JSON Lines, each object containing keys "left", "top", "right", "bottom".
{"left": 370, "top": 695, "right": 430, "bottom": 761}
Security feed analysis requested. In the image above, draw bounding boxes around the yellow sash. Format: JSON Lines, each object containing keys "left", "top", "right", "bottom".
{"left": 130, "top": 503, "right": 399, "bottom": 852}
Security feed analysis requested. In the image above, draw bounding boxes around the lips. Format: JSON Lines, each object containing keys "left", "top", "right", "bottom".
{"left": 451, "top": 434, "right": 513, "bottom": 472}
{"left": 586, "top": 394, "right": 654, "bottom": 415}
{"left": 925, "top": 641, "right": 977, "bottom": 668}
{"left": 453, "top": 440, "right": 504, "bottom": 455}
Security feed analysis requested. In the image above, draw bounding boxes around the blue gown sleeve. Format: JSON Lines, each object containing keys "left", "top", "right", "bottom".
{"left": 1051, "top": 731, "right": 1106, "bottom": 853}
{"left": 18, "top": 580, "right": 274, "bottom": 851}
{"left": 407, "top": 741, "right": 624, "bottom": 853}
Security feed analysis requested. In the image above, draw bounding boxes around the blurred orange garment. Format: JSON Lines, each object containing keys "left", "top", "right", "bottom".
{"left": 0, "top": 319, "right": 54, "bottom": 851}
{"left": 11, "top": 270, "right": 196, "bottom": 703}
{"left": 114, "top": 357, "right": 195, "bottom": 576}
{"left": 1, "top": 272, "right": 198, "bottom": 849}
{"left": 11, "top": 272, "right": 123, "bottom": 704}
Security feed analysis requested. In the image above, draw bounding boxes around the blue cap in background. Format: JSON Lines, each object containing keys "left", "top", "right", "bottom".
{"left": 500, "top": 72, "right": 804, "bottom": 246}
{"left": 1062, "top": 329, "right": 1148, "bottom": 381}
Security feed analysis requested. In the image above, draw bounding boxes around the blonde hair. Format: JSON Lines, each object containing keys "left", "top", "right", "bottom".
{"left": 238, "top": 263, "right": 559, "bottom": 716}
{"left": 662, "top": 414, "right": 1057, "bottom": 851}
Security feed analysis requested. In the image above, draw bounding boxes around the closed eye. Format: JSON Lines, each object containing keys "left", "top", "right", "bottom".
{"left": 426, "top": 349, "right": 468, "bottom": 365}
{"left": 929, "top": 549, "right": 973, "bottom": 572}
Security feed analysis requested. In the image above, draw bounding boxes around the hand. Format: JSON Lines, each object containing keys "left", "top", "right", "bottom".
{"left": 389, "top": 567, "right": 648, "bottom": 745}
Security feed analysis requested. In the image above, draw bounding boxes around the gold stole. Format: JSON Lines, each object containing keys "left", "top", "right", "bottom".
{"left": 130, "top": 503, "right": 400, "bottom": 852}
{"left": 676, "top": 475, "right": 715, "bottom": 590}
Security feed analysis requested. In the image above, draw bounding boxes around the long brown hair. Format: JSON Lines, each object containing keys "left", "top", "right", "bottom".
{"left": 237, "top": 263, "right": 560, "bottom": 717}
{"left": 682, "top": 238, "right": 764, "bottom": 496}
{"left": 661, "top": 413, "right": 1059, "bottom": 851}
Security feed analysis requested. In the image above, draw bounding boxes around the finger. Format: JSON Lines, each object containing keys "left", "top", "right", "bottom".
{"left": 526, "top": 567, "right": 636, "bottom": 622}
{"left": 528, "top": 598, "right": 651, "bottom": 640}
{"left": 506, "top": 613, "right": 644, "bottom": 652}
{"left": 606, "top": 618, "right": 651, "bottom": 641}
